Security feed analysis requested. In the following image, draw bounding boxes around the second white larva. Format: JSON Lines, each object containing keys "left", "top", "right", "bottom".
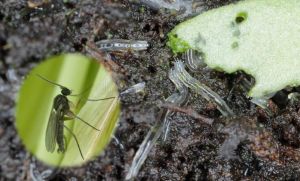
{"left": 96, "top": 39, "right": 149, "bottom": 52}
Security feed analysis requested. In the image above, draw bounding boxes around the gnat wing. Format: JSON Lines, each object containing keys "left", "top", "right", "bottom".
{"left": 45, "top": 108, "right": 57, "bottom": 153}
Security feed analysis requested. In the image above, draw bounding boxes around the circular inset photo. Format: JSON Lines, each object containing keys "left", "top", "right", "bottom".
{"left": 16, "top": 53, "right": 120, "bottom": 167}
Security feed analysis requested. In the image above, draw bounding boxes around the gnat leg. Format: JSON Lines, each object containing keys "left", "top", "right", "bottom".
{"left": 63, "top": 125, "right": 84, "bottom": 160}
{"left": 76, "top": 96, "right": 116, "bottom": 108}
{"left": 65, "top": 110, "right": 100, "bottom": 131}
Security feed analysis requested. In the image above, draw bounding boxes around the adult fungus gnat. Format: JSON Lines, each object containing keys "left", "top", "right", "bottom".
{"left": 36, "top": 74, "right": 114, "bottom": 160}
{"left": 16, "top": 53, "right": 120, "bottom": 167}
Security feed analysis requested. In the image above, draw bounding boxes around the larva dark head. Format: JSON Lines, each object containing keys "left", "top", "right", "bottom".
{"left": 61, "top": 87, "right": 71, "bottom": 96}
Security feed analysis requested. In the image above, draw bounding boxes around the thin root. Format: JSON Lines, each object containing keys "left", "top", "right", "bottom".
{"left": 159, "top": 102, "right": 213, "bottom": 125}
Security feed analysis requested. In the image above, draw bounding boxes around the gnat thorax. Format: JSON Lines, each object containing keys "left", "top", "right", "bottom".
{"left": 61, "top": 87, "right": 71, "bottom": 96}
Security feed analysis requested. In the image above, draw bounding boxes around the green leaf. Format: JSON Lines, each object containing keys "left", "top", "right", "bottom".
{"left": 167, "top": 32, "right": 191, "bottom": 54}
{"left": 16, "top": 53, "right": 120, "bottom": 167}
{"left": 167, "top": 0, "right": 300, "bottom": 98}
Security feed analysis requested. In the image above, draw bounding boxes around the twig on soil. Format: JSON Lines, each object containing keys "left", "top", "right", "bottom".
{"left": 158, "top": 102, "right": 214, "bottom": 125}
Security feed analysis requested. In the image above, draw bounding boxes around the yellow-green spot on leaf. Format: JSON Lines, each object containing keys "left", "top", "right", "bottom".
{"left": 167, "top": 0, "right": 300, "bottom": 98}
{"left": 16, "top": 53, "right": 121, "bottom": 167}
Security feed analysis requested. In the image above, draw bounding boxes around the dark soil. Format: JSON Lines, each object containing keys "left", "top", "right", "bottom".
{"left": 1, "top": 0, "right": 300, "bottom": 180}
